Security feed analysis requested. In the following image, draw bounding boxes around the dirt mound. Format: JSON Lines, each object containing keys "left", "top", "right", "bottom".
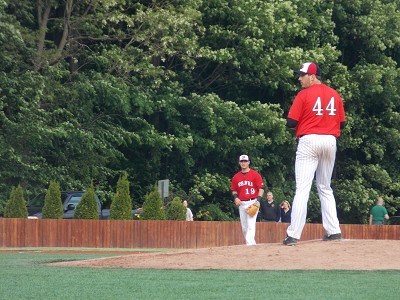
{"left": 51, "top": 239, "right": 400, "bottom": 270}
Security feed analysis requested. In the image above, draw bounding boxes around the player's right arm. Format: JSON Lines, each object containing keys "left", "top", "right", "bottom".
{"left": 231, "top": 190, "right": 241, "bottom": 206}
{"left": 287, "top": 93, "right": 303, "bottom": 129}
{"left": 286, "top": 118, "right": 298, "bottom": 128}
{"left": 369, "top": 214, "right": 373, "bottom": 225}
{"left": 231, "top": 175, "right": 241, "bottom": 206}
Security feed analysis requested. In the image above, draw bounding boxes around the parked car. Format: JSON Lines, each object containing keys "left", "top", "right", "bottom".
{"left": 27, "top": 191, "right": 142, "bottom": 220}
{"left": 27, "top": 191, "right": 107, "bottom": 219}
{"left": 132, "top": 208, "right": 142, "bottom": 220}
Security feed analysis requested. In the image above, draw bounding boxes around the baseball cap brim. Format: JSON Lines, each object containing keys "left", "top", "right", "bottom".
{"left": 294, "top": 70, "right": 307, "bottom": 75}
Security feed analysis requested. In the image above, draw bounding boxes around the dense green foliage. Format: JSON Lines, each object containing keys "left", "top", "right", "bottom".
{"left": 196, "top": 203, "right": 235, "bottom": 221}
{"left": 42, "top": 181, "right": 63, "bottom": 219}
{"left": 110, "top": 173, "right": 132, "bottom": 220}
{"left": 141, "top": 185, "right": 166, "bottom": 220}
{"left": 74, "top": 183, "right": 99, "bottom": 220}
{"left": 1, "top": 0, "right": 400, "bottom": 222}
{"left": 4, "top": 185, "right": 28, "bottom": 218}
{"left": 166, "top": 197, "right": 186, "bottom": 220}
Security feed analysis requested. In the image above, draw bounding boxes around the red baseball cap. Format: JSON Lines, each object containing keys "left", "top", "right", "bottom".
{"left": 294, "top": 62, "right": 321, "bottom": 77}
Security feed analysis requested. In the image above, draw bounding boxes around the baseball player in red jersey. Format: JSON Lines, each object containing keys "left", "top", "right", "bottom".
{"left": 231, "top": 154, "right": 264, "bottom": 245}
{"left": 283, "top": 62, "right": 346, "bottom": 246}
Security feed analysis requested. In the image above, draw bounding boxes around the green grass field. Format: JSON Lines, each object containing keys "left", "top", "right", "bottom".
{"left": 1, "top": 250, "right": 399, "bottom": 300}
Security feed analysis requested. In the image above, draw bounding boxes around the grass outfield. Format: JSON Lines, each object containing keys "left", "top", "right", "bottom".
{"left": 1, "top": 251, "right": 400, "bottom": 299}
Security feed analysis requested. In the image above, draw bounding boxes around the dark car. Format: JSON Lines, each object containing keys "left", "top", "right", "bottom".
{"left": 27, "top": 191, "right": 105, "bottom": 219}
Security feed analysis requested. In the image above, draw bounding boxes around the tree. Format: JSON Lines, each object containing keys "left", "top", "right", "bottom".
{"left": 1, "top": 0, "right": 400, "bottom": 224}
{"left": 42, "top": 181, "right": 63, "bottom": 219}
{"left": 74, "top": 183, "right": 99, "bottom": 220}
{"left": 141, "top": 185, "right": 166, "bottom": 220}
{"left": 330, "top": 1, "right": 400, "bottom": 223}
{"left": 166, "top": 197, "right": 186, "bottom": 220}
{"left": 110, "top": 172, "right": 132, "bottom": 220}
{"left": 4, "top": 185, "right": 28, "bottom": 218}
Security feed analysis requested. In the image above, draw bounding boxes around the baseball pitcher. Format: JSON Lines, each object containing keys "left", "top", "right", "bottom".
{"left": 283, "top": 62, "right": 346, "bottom": 246}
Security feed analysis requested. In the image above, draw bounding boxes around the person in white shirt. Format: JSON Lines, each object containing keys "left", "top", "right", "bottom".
{"left": 183, "top": 200, "right": 193, "bottom": 221}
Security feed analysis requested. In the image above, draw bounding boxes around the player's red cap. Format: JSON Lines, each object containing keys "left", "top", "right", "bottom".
{"left": 294, "top": 62, "right": 321, "bottom": 77}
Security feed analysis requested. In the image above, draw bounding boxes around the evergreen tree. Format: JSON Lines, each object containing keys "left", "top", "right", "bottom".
{"left": 74, "top": 183, "right": 99, "bottom": 220}
{"left": 166, "top": 197, "right": 186, "bottom": 220}
{"left": 110, "top": 172, "right": 132, "bottom": 220}
{"left": 42, "top": 181, "right": 63, "bottom": 219}
{"left": 141, "top": 185, "right": 166, "bottom": 220}
{"left": 4, "top": 185, "right": 28, "bottom": 218}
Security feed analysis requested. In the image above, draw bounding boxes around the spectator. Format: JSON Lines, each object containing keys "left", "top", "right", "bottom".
{"left": 259, "top": 192, "right": 280, "bottom": 222}
{"left": 369, "top": 197, "right": 389, "bottom": 225}
{"left": 280, "top": 200, "right": 291, "bottom": 223}
{"left": 183, "top": 200, "right": 193, "bottom": 221}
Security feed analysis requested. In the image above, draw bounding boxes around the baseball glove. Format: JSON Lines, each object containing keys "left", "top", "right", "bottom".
{"left": 246, "top": 201, "right": 260, "bottom": 217}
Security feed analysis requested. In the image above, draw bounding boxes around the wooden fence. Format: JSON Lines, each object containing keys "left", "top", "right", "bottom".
{"left": 0, "top": 218, "right": 399, "bottom": 249}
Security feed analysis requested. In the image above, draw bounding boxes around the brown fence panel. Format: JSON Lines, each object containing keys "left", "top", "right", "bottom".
{"left": 257, "top": 222, "right": 288, "bottom": 243}
{"left": 0, "top": 219, "right": 399, "bottom": 249}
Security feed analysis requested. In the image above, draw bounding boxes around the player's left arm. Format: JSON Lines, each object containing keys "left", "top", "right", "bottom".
{"left": 257, "top": 188, "right": 264, "bottom": 201}
{"left": 337, "top": 93, "right": 346, "bottom": 129}
{"left": 256, "top": 173, "right": 264, "bottom": 200}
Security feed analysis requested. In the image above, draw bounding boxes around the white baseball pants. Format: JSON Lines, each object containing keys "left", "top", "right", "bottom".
{"left": 239, "top": 199, "right": 258, "bottom": 245}
{"left": 287, "top": 134, "right": 341, "bottom": 240}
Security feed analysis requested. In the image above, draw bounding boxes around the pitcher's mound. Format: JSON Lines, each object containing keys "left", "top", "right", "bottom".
{"left": 53, "top": 239, "right": 400, "bottom": 270}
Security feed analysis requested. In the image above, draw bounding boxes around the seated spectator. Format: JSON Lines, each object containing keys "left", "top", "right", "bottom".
{"left": 369, "top": 197, "right": 389, "bottom": 225}
{"left": 280, "top": 200, "right": 291, "bottom": 223}
{"left": 259, "top": 191, "right": 280, "bottom": 222}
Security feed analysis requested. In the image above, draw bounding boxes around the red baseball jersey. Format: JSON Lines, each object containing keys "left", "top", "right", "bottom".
{"left": 231, "top": 169, "right": 264, "bottom": 200}
{"left": 288, "top": 84, "right": 345, "bottom": 138}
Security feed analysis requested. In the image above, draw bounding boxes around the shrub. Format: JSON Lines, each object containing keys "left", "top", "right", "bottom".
{"left": 141, "top": 185, "right": 166, "bottom": 220}
{"left": 166, "top": 197, "right": 186, "bottom": 220}
{"left": 110, "top": 172, "right": 132, "bottom": 220}
{"left": 74, "top": 183, "right": 99, "bottom": 219}
{"left": 4, "top": 185, "right": 28, "bottom": 218}
{"left": 196, "top": 203, "right": 233, "bottom": 221}
{"left": 42, "top": 181, "right": 63, "bottom": 219}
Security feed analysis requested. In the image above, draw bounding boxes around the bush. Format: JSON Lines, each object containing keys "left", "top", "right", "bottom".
{"left": 74, "top": 183, "right": 99, "bottom": 219}
{"left": 4, "top": 185, "right": 28, "bottom": 218}
{"left": 196, "top": 203, "right": 233, "bottom": 221}
{"left": 141, "top": 185, "right": 166, "bottom": 220}
{"left": 42, "top": 181, "right": 63, "bottom": 219}
{"left": 166, "top": 197, "right": 186, "bottom": 220}
{"left": 110, "top": 172, "right": 132, "bottom": 220}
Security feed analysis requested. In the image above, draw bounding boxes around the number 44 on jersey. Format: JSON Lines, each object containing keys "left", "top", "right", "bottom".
{"left": 313, "top": 97, "right": 336, "bottom": 116}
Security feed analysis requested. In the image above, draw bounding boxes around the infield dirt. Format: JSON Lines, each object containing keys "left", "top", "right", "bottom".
{"left": 50, "top": 239, "right": 400, "bottom": 270}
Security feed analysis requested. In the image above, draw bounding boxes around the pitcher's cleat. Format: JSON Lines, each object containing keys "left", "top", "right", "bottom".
{"left": 283, "top": 236, "right": 297, "bottom": 246}
{"left": 322, "top": 233, "right": 342, "bottom": 241}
